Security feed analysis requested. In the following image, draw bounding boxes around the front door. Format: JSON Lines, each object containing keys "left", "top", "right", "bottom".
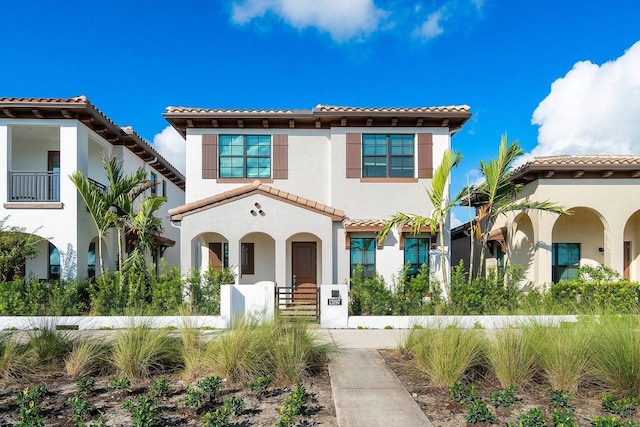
{"left": 292, "top": 242, "right": 317, "bottom": 287}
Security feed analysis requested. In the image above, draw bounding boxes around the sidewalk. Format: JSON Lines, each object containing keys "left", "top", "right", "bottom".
{"left": 322, "top": 330, "right": 434, "bottom": 427}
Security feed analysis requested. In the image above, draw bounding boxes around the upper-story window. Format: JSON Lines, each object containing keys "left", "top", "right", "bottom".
{"left": 362, "top": 134, "right": 414, "bottom": 178}
{"left": 219, "top": 135, "right": 271, "bottom": 179}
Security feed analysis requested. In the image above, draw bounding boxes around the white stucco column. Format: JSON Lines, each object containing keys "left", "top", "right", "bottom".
{"left": 607, "top": 222, "right": 625, "bottom": 275}
{"left": 227, "top": 238, "right": 241, "bottom": 285}
{"left": 534, "top": 213, "right": 554, "bottom": 287}
{"left": 274, "top": 238, "right": 287, "bottom": 287}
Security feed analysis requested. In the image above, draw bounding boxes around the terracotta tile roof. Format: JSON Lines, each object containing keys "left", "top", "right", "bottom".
{"left": 165, "top": 106, "right": 301, "bottom": 114}
{"left": 314, "top": 105, "right": 471, "bottom": 113}
{"left": 169, "top": 180, "right": 345, "bottom": 221}
{"left": 343, "top": 219, "right": 387, "bottom": 228}
{"left": 519, "top": 155, "right": 640, "bottom": 168}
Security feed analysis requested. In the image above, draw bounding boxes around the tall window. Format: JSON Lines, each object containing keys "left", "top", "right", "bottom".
{"left": 49, "top": 243, "right": 60, "bottom": 280}
{"left": 350, "top": 237, "right": 376, "bottom": 278}
{"left": 150, "top": 172, "right": 157, "bottom": 195}
{"left": 552, "top": 243, "right": 580, "bottom": 283}
{"left": 219, "top": 135, "right": 271, "bottom": 178}
{"left": 404, "top": 237, "right": 429, "bottom": 276}
{"left": 362, "top": 134, "right": 414, "bottom": 178}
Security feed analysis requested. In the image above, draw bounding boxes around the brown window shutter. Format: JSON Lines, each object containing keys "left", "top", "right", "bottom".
{"left": 346, "top": 133, "right": 361, "bottom": 178}
{"left": 417, "top": 133, "right": 433, "bottom": 178}
{"left": 202, "top": 134, "right": 218, "bottom": 179}
{"left": 208, "top": 242, "right": 223, "bottom": 269}
{"left": 241, "top": 242, "right": 254, "bottom": 275}
{"left": 272, "top": 134, "right": 288, "bottom": 179}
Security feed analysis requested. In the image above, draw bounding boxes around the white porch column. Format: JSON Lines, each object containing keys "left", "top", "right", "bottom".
{"left": 534, "top": 212, "right": 554, "bottom": 287}
{"left": 0, "top": 125, "right": 9, "bottom": 204}
{"left": 227, "top": 238, "right": 241, "bottom": 285}
{"left": 607, "top": 222, "right": 625, "bottom": 276}
{"left": 275, "top": 238, "right": 287, "bottom": 287}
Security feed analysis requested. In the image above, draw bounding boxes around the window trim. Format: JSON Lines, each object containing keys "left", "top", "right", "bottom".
{"left": 349, "top": 237, "right": 376, "bottom": 278}
{"left": 219, "top": 135, "right": 272, "bottom": 179}
{"left": 551, "top": 242, "right": 580, "bottom": 283}
{"left": 362, "top": 134, "right": 415, "bottom": 179}
{"left": 403, "top": 237, "right": 429, "bottom": 276}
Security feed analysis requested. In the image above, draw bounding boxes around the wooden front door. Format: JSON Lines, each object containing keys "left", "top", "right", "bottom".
{"left": 208, "top": 243, "right": 223, "bottom": 269}
{"left": 624, "top": 241, "right": 631, "bottom": 280}
{"left": 292, "top": 242, "right": 317, "bottom": 286}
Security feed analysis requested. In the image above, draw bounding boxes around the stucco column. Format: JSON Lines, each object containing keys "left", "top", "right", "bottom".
{"left": 0, "top": 125, "right": 9, "bottom": 204}
{"left": 227, "top": 238, "right": 240, "bottom": 285}
{"left": 607, "top": 222, "right": 625, "bottom": 275}
{"left": 534, "top": 213, "right": 554, "bottom": 287}
{"left": 275, "top": 238, "right": 287, "bottom": 287}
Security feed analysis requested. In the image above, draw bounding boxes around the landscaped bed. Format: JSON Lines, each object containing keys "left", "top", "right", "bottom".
{"left": 382, "top": 317, "right": 640, "bottom": 427}
{"left": 0, "top": 319, "right": 336, "bottom": 426}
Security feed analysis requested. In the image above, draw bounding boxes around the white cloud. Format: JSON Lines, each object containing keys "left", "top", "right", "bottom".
{"left": 230, "top": 0, "right": 386, "bottom": 41}
{"left": 415, "top": 8, "right": 446, "bottom": 39}
{"left": 531, "top": 41, "right": 640, "bottom": 157}
{"left": 152, "top": 125, "right": 186, "bottom": 175}
{"left": 450, "top": 211, "right": 464, "bottom": 228}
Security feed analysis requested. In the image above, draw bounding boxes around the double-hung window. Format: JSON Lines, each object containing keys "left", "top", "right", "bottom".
{"left": 219, "top": 135, "right": 271, "bottom": 178}
{"left": 551, "top": 243, "right": 580, "bottom": 283}
{"left": 350, "top": 237, "right": 376, "bottom": 278}
{"left": 362, "top": 134, "right": 414, "bottom": 178}
{"left": 404, "top": 237, "right": 429, "bottom": 276}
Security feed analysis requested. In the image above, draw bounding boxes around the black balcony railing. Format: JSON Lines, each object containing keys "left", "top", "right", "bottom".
{"left": 9, "top": 171, "right": 60, "bottom": 202}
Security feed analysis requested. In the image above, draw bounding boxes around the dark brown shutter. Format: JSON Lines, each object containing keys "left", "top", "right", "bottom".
{"left": 272, "top": 134, "right": 288, "bottom": 179}
{"left": 417, "top": 133, "right": 433, "bottom": 178}
{"left": 208, "top": 243, "right": 223, "bottom": 269}
{"left": 202, "top": 134, "right": 218, "bottom": 179}
{"left": 346, "top": 133, "right": 361, "bottom": 178}
{"left": 241, "top": 243, "right": 254, "bottom": 275}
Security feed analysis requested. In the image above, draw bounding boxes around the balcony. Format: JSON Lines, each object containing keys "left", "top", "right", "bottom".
{"left": 9, "top": 171, "right": 60, "bottom": 202}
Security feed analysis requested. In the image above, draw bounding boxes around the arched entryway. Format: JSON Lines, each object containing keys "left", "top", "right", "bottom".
{"left": 239, "top": 232, "right": 275, "bottom": 284}
{"left": 551, "top": 207, "right": 607, "bottom": 282}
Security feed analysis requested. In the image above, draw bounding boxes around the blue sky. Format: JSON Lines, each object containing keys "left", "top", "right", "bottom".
{"left": 2, "top": 0, "right": 640, "bottom": 225}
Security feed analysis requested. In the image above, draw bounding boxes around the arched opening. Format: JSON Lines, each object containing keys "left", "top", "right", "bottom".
{"left": 239, "top": 232, "right": 275, "bottom": 284}
{"left": 551, "top": 207, "right": 606, "bottom": 283}
{"left": 191, "top": 232, "right": 230, "bottom": 272}
{"left": 510, "top": 213, "right": 535, "bottom": 287}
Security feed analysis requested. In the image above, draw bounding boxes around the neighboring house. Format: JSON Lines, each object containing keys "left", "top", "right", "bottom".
{"left": 452, "top": 155, "right": 640, "bottom": 286}
{"left": 164, "top": 105, "right": 471, "bottom": 287}
{"left": 0, "top": 96, "right": 185, "bottom": 280}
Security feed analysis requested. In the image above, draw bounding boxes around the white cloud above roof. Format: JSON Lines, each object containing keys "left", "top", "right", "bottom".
{"left": 230, "top": 0, "right": 386, "bottom": 42}
{"left": 152, "top": 126, "right": 186, "bottom": 175}
{"left": 230, "top": 0, "right": 484, "bottom": 42}
{"left": 531, "top": 40, "right": 640, "bottom": 157}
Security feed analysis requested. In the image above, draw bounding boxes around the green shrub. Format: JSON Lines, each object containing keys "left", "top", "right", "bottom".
{"left": 148, "top": 379, "right": 170, "bottom": 398}
{"left": 548, "top": 388, "right": 572, "bottom": 408}
{"left": 464, "top": 400, "right": 496, "bottom": 424}
{"left": 550, "top": 408, "right": 576, "bottom": 427}
{"left": 201, "top": 408, "right": 230, "bottom": 427}
{"left": 516, "top": 407, "right": 547, "bottom": 427}
{"left": 75, "top": 377, "right": 96, "bottom": 396}
{"left": 602, "top": 394, "right": 638, "bottom": 418}
{"left": 108, "top": 376, "right": 132, "bottom": 392}
{"left": 277, "top": 384, "right": 308, "bottom": 427}
{"left": 489, "top": 386, "right": 520, "bottom": 408}
{"left": 247, "top": 374, "right": 273, "bottom": 398}
{"left": 450, "top": 264, "right": 522, "bottom": 315}
{"left": 66, "top": 396, "right": 91, "bottom": 424}
{"left": 122, "top": 396, "right": 161, "bottom": 427}
{"left": 591, "top": 416, "right": 638, "bottom": 427}
{"left": 449, "top": 381, "right": 479, "bottom": 404}
{"left": 188, "top": 267, "right": 235, "bottom": 315}
{"left": 224, "top": 396, "right": 246, "bottom": 416}
{"left": 16, "top": 384, "right": 48, "bottom": 427}
{"left": 349, "top": 265, "right": 392, "bottom": 315}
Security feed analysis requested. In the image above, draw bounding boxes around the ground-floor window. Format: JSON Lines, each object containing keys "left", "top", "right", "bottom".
{"left": 350, "top": 237, "right": 376, "bottom": 278}
{"left": 49, "top": 243, "right": 60, "bottom": 280}
{"left": 552, "top": 242, "right": 580, "bottom": 283}
{"left": 404, "top": 237, "right": 429, "bottom": 276}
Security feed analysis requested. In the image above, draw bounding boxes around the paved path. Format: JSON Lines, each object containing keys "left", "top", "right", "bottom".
{"left": 323, "top": 330, "right": 434, "bottom": 427}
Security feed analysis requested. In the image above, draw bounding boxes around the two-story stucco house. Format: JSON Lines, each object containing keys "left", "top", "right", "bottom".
{"left": 0, "top": 96, "right": 185, "bottom": 280}
{"left": 164, "top": 105, "right": 471, "bottom": 288}
{"left": 452, "top": 155, "right": 640, "bottom": 287}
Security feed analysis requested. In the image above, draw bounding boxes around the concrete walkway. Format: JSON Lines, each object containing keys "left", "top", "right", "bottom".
{"left": 323, "top": 330, "right": 434, "bottom": 427}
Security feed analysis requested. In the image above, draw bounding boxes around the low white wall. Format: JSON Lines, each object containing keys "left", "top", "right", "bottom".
{"left": 320, "top": 284, "right": 349, "bottom": 328}
{"left": 223, "top": 281, "right": 275, "bottom": 327}
{"left": 347, "top": 315, "right": 579, "bottom": 329}
{"left": 0, "top": 316, "right": 227, "bottom": 331}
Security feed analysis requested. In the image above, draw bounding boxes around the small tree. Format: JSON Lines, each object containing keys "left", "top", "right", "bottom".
{"left": 0, "top": 216, "right": 43, "bottom": 281}
{"left": 379, "top": 149, "right": 463, "bottom": 301}
{"left": 466, "top": 134, "right": 569, "bottom": 276}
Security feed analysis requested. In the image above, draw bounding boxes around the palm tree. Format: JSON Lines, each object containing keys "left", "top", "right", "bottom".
{"left": 69, "top": 170, "right": 117, "bottom": 276}
{"left": 469, "top": 134, "right": 569, "bottom": 275}
{"left": 122, "top": 195, "right": 166, "bottom": 278}
{"left": 378, "top": 149, "right": 463, "bottom": 301}
{"left": 102, "top": 153, "right": 152, "bottom": 273}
